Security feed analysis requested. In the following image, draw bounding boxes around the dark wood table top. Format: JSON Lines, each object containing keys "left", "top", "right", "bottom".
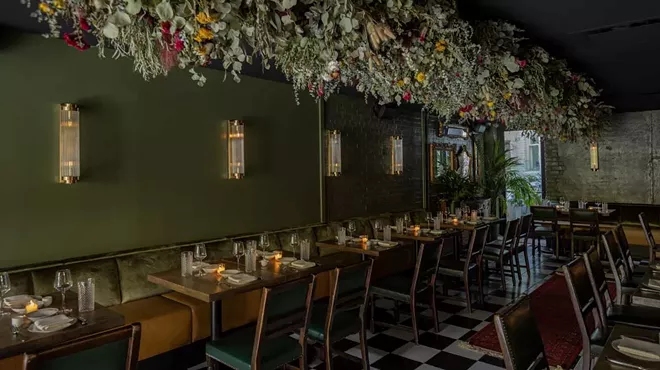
{"left": 593, "top": 324, "right": 660, "bottom": 370}
{"left": 148, "top": 252, "right": 362, "bottom": 303}
{"left": 315, "top": 239, "right": 410, "bottom": 257}
{"left": 420, "top": 218, "right": 504, "bottom": 232}
{"left": 0, "top": 292, "right": 125, "bottom": 360}
{"left": 388, "top": 229, "right": 461, "bottom": 242}
{"left": 556, "top": 207, "right": 617, "bottom": 216}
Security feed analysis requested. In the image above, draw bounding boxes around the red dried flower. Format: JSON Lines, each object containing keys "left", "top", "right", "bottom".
{"left": 402, "top": 91, "right": 412, "bottom": 101}
{"left": 79, "top": 16, "right": 91, "bottom": 32}
{"left": 63, "top": 33, "right": 89, "bottom": 51}
{"left": 516, "top": 59, "right": 527, "bottom": 68}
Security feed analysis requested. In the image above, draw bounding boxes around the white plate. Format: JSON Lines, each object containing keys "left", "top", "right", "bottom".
{"left": 290, "top": 260, "right": 316, "bottom": 270}
{"left": 612, "top": 338, "right": 660, "bottom": 362}
{"left": 226, "top": 274, "right": 258, "bottom": 286}
{"left": 26, "top": 308, "right": 59, "bottom": 321}
{"left": 279, "top": 257, "right": 296, "bottom": 265}
{"left": 377, "top": 241, "right": 398, "bottom": 248}
{"left": 202, "top": 265, "right": 223, "bottom": 274}
{"left": 4, "top": 295, "right": 43, "bottom": 308}
{"left": 28, "top": 317, "right": 77, "bottom": 334}
{"left": 222, "top": 269, "right": 240, "bottom": 275}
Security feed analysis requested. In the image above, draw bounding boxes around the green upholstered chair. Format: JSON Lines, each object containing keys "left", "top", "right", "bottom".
{"left": 308, "top": 260, "right": 374, "bottom": 370}
{"left": 206, "top": 276, "right": 315, "bottom": 370}
{"left": 569, "top": 208, "right": 600, "bottom": 259}
{"left": 482, "top": 218, "right": 521, "bottom": 290}
{"left": 530, "top": 206, "right": 560, "bottom": 258}
{"left": 437, "top": 225, "right": 489, "bottom": 313}
{"left": 369, "top": 240, "right": 444, "bottom": 344}
{"left": 24, "top": 323, "right": 141, "bottom": 370}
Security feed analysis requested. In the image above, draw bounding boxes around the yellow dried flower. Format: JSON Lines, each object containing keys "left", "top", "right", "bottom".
{"left": 396, "top": 80, "right": 405, "bottom": 87}
{"left": 435, "top": 40, "right": 446, "bottom": 52}
{"left": 486, "top": 101, "right": 494, "bottom": 108}
{"left": 194, "top": 28, "right": 214, "bottom": 43}
{"left": 459, "top": 112, "right": 465, "bottom": 118}
{"left": 39, "top": 2, "right": 54, "bottom": 15}
{"left": 415, "top": 72, "right": 425, "bottom": 83}
{"left": 490, "top": 110, "right": 497, "bottom": 118}
{"left": 53, "top": 0, "right": 65, "bottom": 8}
{"left": 503, "top": 92, "right": 512, "bottom": 100}
{"left": 196, "top": 12, "right": 214, "bottom": 25}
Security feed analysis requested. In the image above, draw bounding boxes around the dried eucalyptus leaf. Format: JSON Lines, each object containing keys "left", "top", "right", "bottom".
{"left": 102, "top": 23, "right": 119, "bottom": 38}
{"left": 339, "top": 17, "right": 352, "bottom": 32}
{"left": 502, "top": 55, "right": 520, "bottom": 73}
{"left": 321, "top": 12, "right": 328, "bottom": 25}
{"left": 125, "top": 0, "right": 142, "bottom": 15}
{"left": 282, "top": 0, "right": 296, "bottom": 9}
{"left": 513, "top": 78, "right": 524, "bottom": 89}
{"left": 281, "top": 14, "right": 293, "bottom": 25}
{"left": 155, "top": 0, "right": 174, "bottom": 21}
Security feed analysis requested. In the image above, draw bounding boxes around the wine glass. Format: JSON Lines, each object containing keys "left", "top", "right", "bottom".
{"left": 259, "top": 233, "right": 270, "bottom": 252}
{"left": 403, "top": 214, "right": 411, "bottom": 228}
{"left": 232, "top": 241, "right": 245, "bottom": 271}
{"left": 374, "top": 220, "right": 382, "bottom": 235}
{"left": 347, "top": 221, "right": 356, "bottom": 237}
{"left": 290, "top": 233, "right": 300, "bottom": 259}
{"left": 54, "top": 269, "right": 73, "bottom": 314}
{"left": 0, "top": 272, "right": 11, "bottom": 316}
{"left": 194, "top": 243, "right": 207, "bottom": 276}
{"left": 426, "top": 212, "right": 433, "bottom": 226}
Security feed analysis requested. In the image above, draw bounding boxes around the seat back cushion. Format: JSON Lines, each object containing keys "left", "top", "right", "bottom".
{"left": 206, "top": 240, "right": 234, "bottom": 261}
{"left": 116, "top": 248, "right": 181, "bottom": 304}
{"left": 8, "top": 272, "right": 32, "bottom": 296}
{"left": 31, "top": 259, "right": 122, "bottom": 307}
{"left": 278, "top": 228, "right": 315, "bottom": 256}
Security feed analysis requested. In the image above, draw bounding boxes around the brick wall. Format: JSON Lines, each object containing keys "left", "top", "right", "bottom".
{"left": 544, "top": 110, "right": 660, "bottom": 203}
{"left": 325, "top": 94, "right": 424, "bottom": 220}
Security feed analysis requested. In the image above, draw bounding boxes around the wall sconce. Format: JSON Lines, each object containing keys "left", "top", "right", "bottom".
{"left": 326, "top": 130, "right": 341, "bottom": 176}
{"left": 590, "top": 141, "right": 599, "bottom": 171}
{"left": 390, "top": 136, "right": 403, "bottom": 175}
{"left": 228, "top": 120, "right": 245, "bottom": 179}
{"left": 59, "top": 103, "right": 80, "bottom": 184}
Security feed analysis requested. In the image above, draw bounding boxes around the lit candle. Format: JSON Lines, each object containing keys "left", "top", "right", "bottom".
{"left": 216, "top": 264, "right": 226, "bottom": 274}
{"left": 452, "top": 217, "right": 459, "bottom": 224}
{"left": 360, "top": 235, "right": 368, "bottom": 244}
{"left": 25, "top": 300, "right": 38, "bottom": 314}
{"left": 274, "top": 250, "right": 283, "bottom": 260}
{"left": 413, "top": 225, "right": 421, "bottom": 231}
{"left": 471, "top": 210, "right": 478, "bottom": 222}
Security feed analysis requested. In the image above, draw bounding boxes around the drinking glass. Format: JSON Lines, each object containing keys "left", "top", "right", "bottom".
{"left": 347, "top": 221, "right": 356, "bottom": 237}
{"left": 181, "top": 251, "right": 193, "bottom": 277}
{"left": 374, "top": 220, "right": 382, "bottom": 233}
{"left": 403, "top": 214, "right": 411, "bottom": 228}
{"left": 233, "top": 241, "right": 245, "bottom": 270}
{"left": 259, "top": 233, "right": 270, "bottom": 252}
{"left": 53, "top": 269, "right": 73, "bottom": 314}
{"left": 194, "top": 243, "right": 207, "bottom": 276}
{"left": 0, "top": 272, "right": 11, "bottom": 316}
{"left": 300, "top": 239, "right": 310, "bottom": 261}
{"left": 77, "top": 278, "right": 95, "bottom": 313}
{"left": 338, "top": 227, "right": 347, "bottom": 245}
{"left": 290, "top": 233, "right": 300, "bottom": 259}
{"left": 426, "top": 212, "right": 433, "bottom": 226}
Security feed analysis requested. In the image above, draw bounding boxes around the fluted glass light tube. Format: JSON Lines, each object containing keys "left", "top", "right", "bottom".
{"left": 390, "top": 136, "right": 403, "bottom": 175}
{"left": 590, "top": 141, "right": 599, "bottom": 171}
{"left": 327, "top": 130, "right": 341, "bottom": 176}
{"left": 228, "top": 120, "right": 245, "bottom": 179}
{"left": 59, "top": 104, "right": 80, "bottom": 184}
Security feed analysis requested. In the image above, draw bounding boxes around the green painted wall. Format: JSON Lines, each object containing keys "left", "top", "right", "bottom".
{"left": 0, "top": 34, "right": 320, "bottom": 269}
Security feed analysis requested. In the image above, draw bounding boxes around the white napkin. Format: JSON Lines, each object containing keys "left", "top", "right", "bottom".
{"left": 34, "top": 315, "right": 73, "bottom": 331}
{"left": 291, "top": 260, "right": 315, "bottom": 269}
{"left": 377, "top": 241, "right": 398, "bottom": 248}
{"left": 227, "top": 274, "right": 257, "bottom": 285}
{"left": 618, "top": 336, "right": 660, "bottom": 360}
{"left": 648, "top": 279, "right": 660, "bottom": 290}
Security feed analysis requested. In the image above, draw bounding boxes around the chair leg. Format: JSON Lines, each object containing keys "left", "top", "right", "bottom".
{"left": 477, "top": 259, "right": 484, "bottom": 305}
{"left": 431, "top": 285, "right": 439, "bottom": 333}
{"left": 324, "top": 342, "right": 333, "bottom": 370}
{"left": 206, "top": 355, "right": 215, "bottom": 370}
{"left": 513, "top": 247, "right": 522, "bottom": 280}
{"left": 359, "top": 324, "right": 370, "bottom": 370}
{"left": 410, "top": 300, "right": 419, "bottom": 344}
{"left": 509, "top": 254, "right": 518, "bottom": 284}
{"left": 369, "top": 294, "right": 375, "bottom": 333}
{"left": 522, "top": 245, "right": 531, "bottom": 277}
{"left": 464, "top": 275, "right": 472, "bottom": 313}
{"left": 393, "top": 301, "right": 400, "bottom": 323}
{"left": 570, "top": 238, "right": 575, "bottom": 260}
{"left": 299, "top": 331, "right": 307, "bottom": 370}
{"left": 499, "top": 255, "right": 506, "bottom": 291}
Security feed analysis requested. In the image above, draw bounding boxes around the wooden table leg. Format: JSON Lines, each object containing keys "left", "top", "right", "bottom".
{"left": 211, "top": 300, "right": 222, "bottom": 341}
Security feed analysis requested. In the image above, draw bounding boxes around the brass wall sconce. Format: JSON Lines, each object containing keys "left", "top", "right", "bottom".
{"left": 590, "top": 141, "right": 599, "bottom": 171}
{"left": 326, "top": 130, "right": 341, "bottom": 176}
{"left": 390, "top": 136, "right": 403, "bottom": 175}
{"left": 228, "top": 120, "right": 245, "bottom": 179}
{"left": 59, "top": 103, "right": 80, "bottom": 184}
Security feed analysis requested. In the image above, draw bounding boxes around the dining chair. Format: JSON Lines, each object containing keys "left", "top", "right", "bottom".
{"left": 437, "top": 225, "right": 489, "bottom": 313}
{"left": 206, "top": 276, "right": 315, "bottom": 370}
{"left": 601, "top": 230, "right": 639, "bottom": 304}
{"left": 513, "top": 213, "right": 532, "bottom": 278}
{"left": 562, "top": 258, "right": 606, "bottom": 370}
{"left": 308, "top": 260, "right": 374, "bottom": 370}
{"left": 494, "top": 296, "right": 549, "bottom": 370}
{"left": 529, "top": 206, "right": 560, "bottom": 258}
{"left": 639, "top": 212, "right": 660, "bottom": 264}
{"left": 24, "top": 323, "right": 141, "bottom": 370}
{"left": 370, "top": 240, "right": 443, "bottom": 344}
{"left": 569, "top": 208, "right": 600, "bottom": 259}
{"left": 584, "top": 244, "right": 660, "bottom": 331}
{"left": 613, "top": 224, "right": 645, "bottom": 281}
{"left": 482, "top": 218, "right": 520, "bottom": 290}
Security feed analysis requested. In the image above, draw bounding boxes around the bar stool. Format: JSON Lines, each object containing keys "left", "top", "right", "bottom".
{"left": 205, "top": 276, "right": 315, "bottom": 370}
{"left": 482, "top": 218, "right": 521, "bottom": 290}
{"left": 530, "top": 206, "right": 560, "bottom": 258}
{"left": 569, "top": 208, "right": 600, "bottom": 259}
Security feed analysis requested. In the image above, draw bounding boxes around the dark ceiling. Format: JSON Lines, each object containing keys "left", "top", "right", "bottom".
{"left": 2, "top": 0, "right": 660, "bottom": 112}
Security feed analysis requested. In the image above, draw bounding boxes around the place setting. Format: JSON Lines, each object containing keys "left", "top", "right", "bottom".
{"left": 607, "top": 335, "right": 660, "bottom": 368}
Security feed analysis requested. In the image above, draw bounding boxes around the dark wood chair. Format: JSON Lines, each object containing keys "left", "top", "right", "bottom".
{"left": 613, "top": 224, "right": 646, "bottom": 281}
{"left": 24, "top": 323, "right": 141, "bottom": 370}
{"left": 601, "top": 230, "right": 639, "bottom": 304}
{"left": 494, "top": 296, "right": 549, "bottom": 370}
{"left": 206, "top": 276, "right": 315, "bottom": 370}
{"left": 370, "top": 240, "right": 443, "bottom": 344}
{"left": 513, "top": 213, "right": 532, "bottom": 278}
{"left": 562, "top": 257, "right": 606, "bottom": 370}
{"left": 569, "top": 208, "right": 600, "bottom": 259}
{"left": 482, "top": 218, "right": 521, "bottom": 290}
{"left": 308, "top": 260, "right": 374, "bottom": 370}
{"left": 437, "top": 225, "right": 489, "bottom": 313}
{"left": 530, "top": 206, "right": 560, "bottom": 258}
{"left": 584, "top": 243, "right": 660, "bottom": 331}
{"left": 639, "top": 212, "right": 660, "bottom": 264}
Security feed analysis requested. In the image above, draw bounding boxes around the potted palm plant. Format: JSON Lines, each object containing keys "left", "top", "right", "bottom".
{"left": 434, "top": 170, "right": 478, "bottom": 213}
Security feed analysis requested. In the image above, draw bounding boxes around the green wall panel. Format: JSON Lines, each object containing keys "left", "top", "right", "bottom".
{"left": 0, "top": 34, "right": 320, "bottom": 268}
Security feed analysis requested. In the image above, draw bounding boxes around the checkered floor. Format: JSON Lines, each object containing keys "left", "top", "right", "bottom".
{"left": 300, "top": 246, "right": 570, "bottom": 370}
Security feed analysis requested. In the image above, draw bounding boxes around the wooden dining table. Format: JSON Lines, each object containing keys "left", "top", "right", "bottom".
{"left": 592, "top": 324, "right": 660, "bottom": 370}
{"left": 0, "top": 292, "right": 125, "bottom": 363}
{"left": 147, "top": 251, "right": 362, "bottom": 341}
{"left": 315, "top": 239, "right": 407, "bottom": 258}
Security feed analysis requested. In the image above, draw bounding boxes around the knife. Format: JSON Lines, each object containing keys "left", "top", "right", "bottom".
{"left": 606, "top": 356, "right": 649, "bottom": 370}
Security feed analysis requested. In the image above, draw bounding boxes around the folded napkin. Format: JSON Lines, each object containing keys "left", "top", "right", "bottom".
{"left": 291, "top": 260, "right": 315, "bottom": 269}
{"left": 647, "top": 279, "right": 660, "bottom": 290}
{"left": 227, "top": 274, "right": 257, "bottom": 285}
{"left": 34, "top": 315, "right": 73, "bottom": 331}
{"left": 651, "top": 263, "right": 660, "bottom": 271}
{"left": 377, "top": 241, "right": 398, "bottom": 248}
{"left": 4, "top": 295, "right": 38, "bottom": 308}
{"left": 617, "top": 336, "right": 660, "bottom": 360}
{"left": 429, "top": 230, "right": 445, "bottom": 235}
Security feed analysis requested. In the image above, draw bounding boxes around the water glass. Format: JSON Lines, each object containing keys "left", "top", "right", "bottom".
{"left": 578, "top": 200, "right": 586, "bottom": 209}
{"left": 338, "top": 227, "right": 347, "bottom": 245}
{"left": 383, "top": 227, "right": 392, "bottom": 242}
{"left": 54, "top": 269, "right": 73, "bottom": 314}
{"left": 181, "top": 251, "right": 193, "bottom": 277}
{"left": 11, "top": 315, "right": 22, "bottom": 335}
{"left": 0, "top": 272, "right": 11, "bottom": 316}
{"left": 259, "top": 233, "right": 270, "bottom": 252}
{"left": 433, "top": 217, "right": 441, "bottom": 230}
{"left": 602, "top": 202, "right": 609, "bottom": 212}
{"left": 374, "top": 220, "right": 382, "bottom": 233}
{"left": 395, "top": 218, "right": 404, "bottom": 234}
{"left": 347, "top": 221, "right": 356, "bottom": 237}
{"left": 300, "top": 239, "right": 311, "bottom": 261}
{"left": 77, "top": 278, "right": 95, "bottom": 313}
{"left": 456, "top": 208, "right": 463, "bottom": 220}
{"left": 290, "top": 233, "right": 299, "bottom": 259}
{"left": 245, "top": 248, "right": 256, "bottom": 273}
{"left": 403, "top": 214, "right": 411, "bottom": 228}
{"left": 426, "top": 212, "right": 433, "bottom": 225}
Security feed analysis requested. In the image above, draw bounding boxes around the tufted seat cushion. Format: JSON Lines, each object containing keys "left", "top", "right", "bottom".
{"left": 115, "top": 249, "right": 181, "bottom": 303}
{"left": 162, "top": 292, "right": 210, "bottom": 342}
{"left": 109, "top": 296, "right": 191, "bottom": 360}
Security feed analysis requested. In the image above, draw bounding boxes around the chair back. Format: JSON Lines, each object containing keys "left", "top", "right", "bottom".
{"left": 503, "top": 218, "right": 521, "bottom": 245}
{"left": 639, "top": 212, "right": 657, "bottom": 263}
{"left": 582, "top": 247, "right": 612, "bottom": 337}
{"left": 253, "top": 276, "right": 315, "bottom": 367}
{"left": 465, "top": 226, "right": 490, "bottom": 271}
{"left": 519, "top": 213, "right": 532, "bottom": 237}
{"left": 569, "top": 209, "right": 599, "bottom": 233}
{"left": 562, "top": 257, "right": 602, "bottom": 363}
{"left": 613, "top": 224, "right": 634, "bottom": 280}
{"left": 494, "top": 296, "right": 549, "bottom": 370}
{"left": 411, "top": 240, "right": 444, "bottom": 296}
{"left": 324, "top": 260, "right": 374, "bottom": 342}
{"left": 601, "top": 230, "right": 628, "bottom": 305}
{"left": 24, "top": 324, "right": 141, "bottom": 370}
